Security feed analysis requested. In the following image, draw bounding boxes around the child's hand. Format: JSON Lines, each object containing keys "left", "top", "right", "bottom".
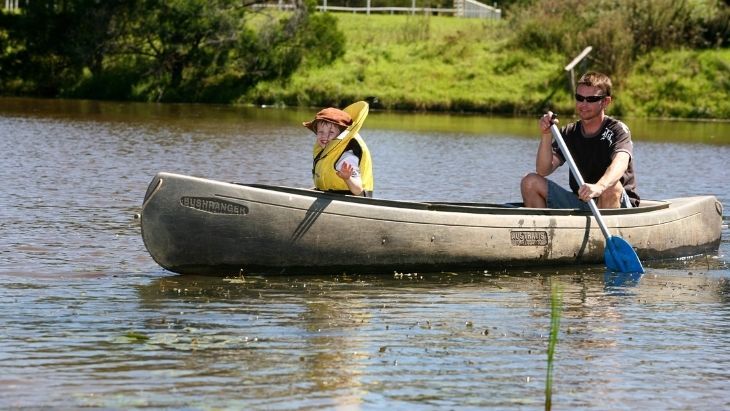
{"left": 337, "top": 162, "right": 354, "bottom": 180}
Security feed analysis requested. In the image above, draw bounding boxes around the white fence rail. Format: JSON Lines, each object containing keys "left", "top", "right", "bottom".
{"left": 3, "top": 1, "right": 501, "bottom": 19}
{"left": 458, "top": 0, "right": 500, "bottom": 19}
{"left": 258, "top": 0, "right": 501, "bottom": 19}
{"left": 318, "top": 5, "right": 458, "bottom": 15}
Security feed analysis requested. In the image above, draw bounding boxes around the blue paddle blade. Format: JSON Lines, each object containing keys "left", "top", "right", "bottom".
{"left": 604, "top": 236, "right": 645, "bottom": 274}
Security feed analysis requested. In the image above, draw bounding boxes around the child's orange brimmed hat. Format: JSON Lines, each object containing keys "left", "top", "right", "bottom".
{"left": 303, "top": 107, "right": 353, "bottom": 133}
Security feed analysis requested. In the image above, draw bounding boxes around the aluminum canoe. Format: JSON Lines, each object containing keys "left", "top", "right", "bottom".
{"left": 140, "top": 172, "right": 723, "bottom": 275}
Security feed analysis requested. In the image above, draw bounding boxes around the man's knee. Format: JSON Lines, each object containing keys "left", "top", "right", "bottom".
{"left": 521, "top": 173, "right": 542, "bottom": 191}
{"left": 599, "top": 181, "right": 623, "bottom": 208}
{"left": 604, "top": 181, "right": 623, "bottom": 198}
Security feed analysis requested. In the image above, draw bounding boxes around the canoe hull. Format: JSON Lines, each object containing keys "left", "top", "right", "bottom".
{"left": 140, "top": 172, "right": 723, "bottom": 275}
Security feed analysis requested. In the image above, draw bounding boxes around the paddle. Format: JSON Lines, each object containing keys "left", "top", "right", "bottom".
{"left": 548, "top": 115, "right": 644, "bottom": 274}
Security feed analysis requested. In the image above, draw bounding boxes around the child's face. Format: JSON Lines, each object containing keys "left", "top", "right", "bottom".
{"left": 316, "top": 121, "right": 342, "bottom": 148}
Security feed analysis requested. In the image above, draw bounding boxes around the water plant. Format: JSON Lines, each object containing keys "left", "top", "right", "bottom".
{"left": 545, "top": 282, "right": 562, "bottom": 411}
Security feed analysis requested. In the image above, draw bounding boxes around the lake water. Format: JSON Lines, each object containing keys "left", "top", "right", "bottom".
{"left": 1, "top": 97, "right": 729, "bottom": 409}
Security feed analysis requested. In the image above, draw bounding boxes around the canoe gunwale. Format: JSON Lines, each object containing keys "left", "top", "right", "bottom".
{"left": 240, "top": 183, "right": 670, "bottom": 216}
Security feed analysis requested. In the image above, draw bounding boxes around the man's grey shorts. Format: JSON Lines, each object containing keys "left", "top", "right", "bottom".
{"left": 546, "top": 179, "right": 590, "bottom": 210}
{"left": 546, "top": 179, "right": 629, "bottom": 210}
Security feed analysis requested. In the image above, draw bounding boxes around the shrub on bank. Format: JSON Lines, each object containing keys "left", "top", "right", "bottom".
{"left": 508, "top": 0, "right": 729, "bottom": 80}
{"left": 621, "top": 49, "right": 730, "bottom": 118}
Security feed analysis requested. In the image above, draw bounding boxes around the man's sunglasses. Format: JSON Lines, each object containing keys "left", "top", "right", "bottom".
{"left": 575, "top": 94, "right": 606, "bottom": 103}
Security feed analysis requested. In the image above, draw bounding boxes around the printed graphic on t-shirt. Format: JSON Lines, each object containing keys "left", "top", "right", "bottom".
{"left": 600, "top": 128, "right": 614, "bottom": 144}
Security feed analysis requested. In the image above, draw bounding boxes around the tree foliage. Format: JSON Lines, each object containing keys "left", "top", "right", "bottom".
{"left": 0, "top": 0, "right": 346, "bottom": 102}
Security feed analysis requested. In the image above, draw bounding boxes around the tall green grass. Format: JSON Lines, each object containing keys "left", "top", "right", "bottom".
{"left": 621, "top": 49, "right": 730, "bottom": 118}
{"left": 509, "top": 0, "right": 729, "bottom": 78}
{"left": 246, "top": 10, "right": 730, "bottom": 119}
{"left": 246, "top": 13, "right": 568, "bottom": 114}
{"left": 545, "top": 282, "right": 563, "bottom": 411}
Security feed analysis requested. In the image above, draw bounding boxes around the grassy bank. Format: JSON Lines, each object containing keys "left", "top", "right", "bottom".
{"left": 246, "top": 13, "right": 730, "bottom": 119}
{"left": 622, "top": 48, "right": 730, "bottom": 119}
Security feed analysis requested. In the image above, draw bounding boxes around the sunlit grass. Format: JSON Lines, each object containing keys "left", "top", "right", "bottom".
{"left": 247, "top": 12, "right": 730, "bottom": 119}
{"left": 248, "top": 13, "right": 567, "bottom": 114}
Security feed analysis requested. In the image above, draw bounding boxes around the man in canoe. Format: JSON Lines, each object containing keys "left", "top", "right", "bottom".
{"left": 304, "top": 101, "right": 374, "bottom": 197}
{"left": 520, "top": 71, "right": 639, "bottom": 209}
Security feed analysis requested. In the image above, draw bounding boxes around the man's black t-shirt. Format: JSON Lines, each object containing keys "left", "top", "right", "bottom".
{"left": 552, "top": 116, "right": 639, "bottom": 206}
